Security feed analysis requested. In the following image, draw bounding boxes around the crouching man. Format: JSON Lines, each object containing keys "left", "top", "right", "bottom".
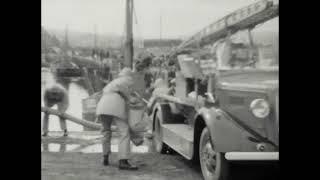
{"left": 42, "top": 83, "right": 69, "bottom": 137}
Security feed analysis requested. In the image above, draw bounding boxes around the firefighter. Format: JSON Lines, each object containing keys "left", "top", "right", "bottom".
{"left": 135, "top": 58, "right": 153, "bottom": 89}
{"left": 42, "top": 83, "right": 69, "bottom": 137}
{"left": 96, "top": 55, "right": 152, "bottom": 170}
{"left": 96, "top": 68, "right": 138, "bottom": 170}
{"left": 133, "top": 56, "right": 153, "bottom": 96}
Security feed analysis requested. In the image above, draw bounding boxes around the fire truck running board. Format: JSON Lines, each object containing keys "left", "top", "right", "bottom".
{"left": 162, "top": 124, "right": 194, "bottom": 160}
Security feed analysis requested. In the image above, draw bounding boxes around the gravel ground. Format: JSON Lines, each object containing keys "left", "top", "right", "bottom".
{"left": 41, "top": 132, "right": 279, "bottom": 180}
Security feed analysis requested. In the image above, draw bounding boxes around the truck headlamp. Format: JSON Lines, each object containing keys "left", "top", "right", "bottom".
{"left": 250, "top": 99, "right": 270, "bottom": 118}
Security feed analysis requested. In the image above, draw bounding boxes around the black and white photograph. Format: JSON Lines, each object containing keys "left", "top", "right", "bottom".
{"left": 41, "top": 0, "right": 279, "bottom": 179}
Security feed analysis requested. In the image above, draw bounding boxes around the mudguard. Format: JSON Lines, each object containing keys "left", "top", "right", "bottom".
{"left": 147, "top": 96, "right": 160, "bottom": 116}
{"left": 196, "top": 107, "right": 245, "bottom": 152}
{"left": 150, "top": 102, "right": 172, "bottom": 128}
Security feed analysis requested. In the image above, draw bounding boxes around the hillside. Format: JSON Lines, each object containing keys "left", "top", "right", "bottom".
{"left": 46, "top": 28, "right": 125, "bottom": 48}
{"left": 41, "top": 27, "right": 62, "bottom": 51}
{"left": 46, "top": 28, "right": 182, "bottom": 49}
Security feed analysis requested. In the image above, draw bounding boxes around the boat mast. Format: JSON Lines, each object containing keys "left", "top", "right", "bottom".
{"left": 94, "top": 24, "right": 99, "bottom": 60}
{"left": 94, "top": 25, "right": 97, "bottom": 51}
{"left": 64, "top": 24, "right": 70, "bottom": 57}
{"left": 124, "top": 0, "right": 134, "bottom": 69}
{"left": 160, "top": 15, "right": 162, "bottom": 41}
{"left": 65, "top": 25, "right": 69, "bottom": 50}
{"left": 43, "top": 27, "right": 47, "bottom": 59}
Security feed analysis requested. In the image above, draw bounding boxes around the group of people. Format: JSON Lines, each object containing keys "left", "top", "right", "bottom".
{"left": 42, "top": 57, "right": 153, "bottom": 170}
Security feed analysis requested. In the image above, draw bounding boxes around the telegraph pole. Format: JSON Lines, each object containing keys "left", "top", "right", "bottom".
{"left": 124, "top": 0, "right": 134, "bottom": 69}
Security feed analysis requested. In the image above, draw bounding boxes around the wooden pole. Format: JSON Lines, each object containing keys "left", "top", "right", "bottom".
{"left": 124, "top": 0, "right": 134, "bottom": 69}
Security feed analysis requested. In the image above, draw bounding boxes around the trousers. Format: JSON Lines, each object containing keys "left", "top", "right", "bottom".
{"left": 99, "top": 115, "right": 130, "bottom": 160}
{"left": 42, "top": 113, "right": 67, "bottom": 133}
{"left": 42, "top": 103, "right": 68, "bottom": 133}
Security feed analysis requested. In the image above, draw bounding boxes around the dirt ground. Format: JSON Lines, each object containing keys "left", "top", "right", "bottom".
{"left": 42, "top": 152, "right": 204, "bottom": 180}
{"left": 41, "top": 132, "right": 203, "bottom": 180}
{"left": 41, "top": 132, "right": 279, "bottom": 180}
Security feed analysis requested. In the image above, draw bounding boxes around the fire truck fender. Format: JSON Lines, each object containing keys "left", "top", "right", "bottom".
{"left": 151, "top": 103, "right": 172, "bottom": 129}
{"left": 195, "top": 107, "right": 244, "bottom": 152}
{"left": 147, "top": 96, "right": 160, "bottom": 116}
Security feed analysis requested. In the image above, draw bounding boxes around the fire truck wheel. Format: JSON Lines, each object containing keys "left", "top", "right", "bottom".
{"left": 153, "top": 112, "right": 170, "bottom": 154}
{"left": 199, "top": 127, "right": 229, "bottom": 180}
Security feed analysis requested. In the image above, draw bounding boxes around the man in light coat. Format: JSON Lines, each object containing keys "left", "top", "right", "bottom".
{"left": 96, "top": 67, "right": 139, "bottom": 170}
{"left": 97, "top": 56, "right": 152, "bottom": 170}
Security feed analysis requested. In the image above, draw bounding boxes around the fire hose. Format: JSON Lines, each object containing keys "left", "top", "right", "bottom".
{"left": 41, "top": 92, "right": 149, "bottom": 131}
{"left": 41, "top": 88, "right": 151, "bottom": 129}
{"left": 41, "top": 106, "right": 105, "bottom": 130}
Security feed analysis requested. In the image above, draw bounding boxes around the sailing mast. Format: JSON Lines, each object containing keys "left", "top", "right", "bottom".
{"left": 124, "top": 0, "right": 134, "bottom": 69}
{"left": 94, "top": 25, "right": 97, "bottom": 52}
{"left": 64, "top": 25, "right": 69, "bottom": 52}
{"left": 160, "top": 15, "right": 162, "bottom": 41}
{"left": 93, "top": 24, "right": 99, "bottom": 60}
{"left": 43, "top": 27, "right": 47, "bottom": 59}
{"left": 63, "top": 24, "right": 70, "bottom": 59}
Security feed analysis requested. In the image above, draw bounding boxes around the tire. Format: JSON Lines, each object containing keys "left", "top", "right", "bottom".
{"left": 199, "top": 127, "right": 229, "bottom": 180}
{"left": 153, "top": 110, "right": 170, "bottom": 154}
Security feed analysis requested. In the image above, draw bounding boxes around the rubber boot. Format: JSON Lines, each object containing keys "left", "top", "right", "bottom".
{"left": 103, "top": 155, "right": 109, "bottom": 166}
{"left": 119, "top": 159, "right": 138, "bottom": 170}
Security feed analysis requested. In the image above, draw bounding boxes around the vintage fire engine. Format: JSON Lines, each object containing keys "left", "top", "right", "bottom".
{"left": 147, "top": 0, "right": 278, "bottom": 180}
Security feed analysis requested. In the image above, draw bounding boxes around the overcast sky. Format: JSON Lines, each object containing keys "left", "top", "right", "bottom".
{"left": 42, "top": 0, "right": 278, "bottom": 39}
